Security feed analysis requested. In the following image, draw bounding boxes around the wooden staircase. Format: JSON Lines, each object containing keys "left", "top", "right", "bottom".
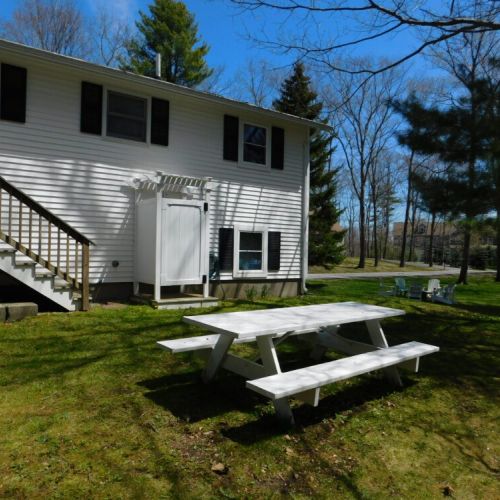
{"left": 0, "top": 176, "right": 92, "bottom": 311}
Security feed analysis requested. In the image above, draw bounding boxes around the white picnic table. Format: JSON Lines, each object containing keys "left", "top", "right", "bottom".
{"left": 158, "top": 302, "right": 439, "bottom": 423}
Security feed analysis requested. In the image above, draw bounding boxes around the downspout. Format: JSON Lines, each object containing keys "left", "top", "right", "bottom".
{"left": 301, "top": 133, "right": 310, "bottom": 294}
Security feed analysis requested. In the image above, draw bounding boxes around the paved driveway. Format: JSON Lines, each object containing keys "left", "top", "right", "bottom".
{"left": 308, "top": 269, "right": 495, "bottom": 280}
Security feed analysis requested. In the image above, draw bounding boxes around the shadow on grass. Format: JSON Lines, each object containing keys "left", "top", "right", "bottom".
{"left": 0, "top": 315, "right": 196, "bottom": 385}
{"left": 140, "top": 299, "right": 499, "bottom": 439}
{"left": 140, "top": 366, "right": 414, "bottom": 443}
{"left": 452, "top": 302, "right": 500, "bottom": 317}
{"left": 306, "top": 282, "right": 329, "bottom": 292}
{"left": 222, "top": 377, "right": 412, "bottom": 445}
{"left": 140, "top": 371, "right": 263, "bottom": 422}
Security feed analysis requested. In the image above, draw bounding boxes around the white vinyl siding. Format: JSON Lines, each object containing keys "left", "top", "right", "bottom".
{"left": 0, "top": 51, "right": 306, "bottom": 284}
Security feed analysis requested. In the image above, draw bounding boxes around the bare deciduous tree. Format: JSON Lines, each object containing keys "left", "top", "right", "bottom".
{"left": 231, "top": 0, "right": 499, "bottom": 80}
{"left": 228, "top": 59, "right": 284, "bottom": 106}
{"left": 1, "top": 0, "right": 88, "bottom": 58}
{"left": 195, "top": 65, "right": 233, "bottom": 95}
{"left": 368, "top": 150, "right": 400, "bottom": 265}
{"left": 92, "top": 9, "right": 132, "bottom": 67}
{"left": 1, "top": 0, "right": 132, "bottom": 67}
{"left": 399, "top": 149, "right": 416, "bottom": 267}
{"left": 326, "top": 60, "right": 402, "bottom": 267}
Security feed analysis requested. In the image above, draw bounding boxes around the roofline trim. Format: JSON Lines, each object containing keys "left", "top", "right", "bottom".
{"left": 0, "top": 38, "right": 333, "bottom": 132}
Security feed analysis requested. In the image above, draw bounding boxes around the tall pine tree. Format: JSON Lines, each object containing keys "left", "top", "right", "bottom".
{"left": 121, "top": 0, "right": 212, "bottom": 87}
{"left": 273, "top": 62, "right": 344, "bottom": 267}
{"left": 394, "top": 81, "right": 494, "bottom": 284}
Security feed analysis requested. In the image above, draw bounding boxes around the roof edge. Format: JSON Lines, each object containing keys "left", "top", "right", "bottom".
{"left": 0, "top": 38, "right": 333, "bottom": 132}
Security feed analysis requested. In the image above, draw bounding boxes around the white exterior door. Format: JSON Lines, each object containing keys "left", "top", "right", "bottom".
{"left": 160, "top": 199, "right": 206, "bottom": 285}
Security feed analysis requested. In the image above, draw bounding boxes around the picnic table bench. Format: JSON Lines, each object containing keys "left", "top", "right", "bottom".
{"left": 158, "top": 302, "right": 439, "bottom": 424}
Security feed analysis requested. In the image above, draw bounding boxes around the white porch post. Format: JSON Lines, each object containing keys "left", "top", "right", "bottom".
{"left": 154, "top": 187, "right": 162, "bottom": 302}
{"left": 133, "top": 188, "right": 140, "bottom": 296}
{"left": 203, "top": 179, "right": 212, "bottom": 298}
{"left": 301, "top": 134, "right": 310, "bottom": 295}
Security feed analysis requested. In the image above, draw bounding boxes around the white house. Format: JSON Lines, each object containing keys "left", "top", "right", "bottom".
{"left": 0, "top": 39, "right": 327, "bottom": 311}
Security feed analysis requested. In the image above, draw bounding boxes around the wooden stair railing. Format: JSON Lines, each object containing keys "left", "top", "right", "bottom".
{"left": 0, "top": 176, "right": 94, "bottom": 311}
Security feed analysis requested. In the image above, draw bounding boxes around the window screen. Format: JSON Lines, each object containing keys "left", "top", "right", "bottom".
{"left": 107, "top": 91, "right": 146, "bottom": 142}
{"left": 239, "top": 231, "right": 263, "bottom": 270}
{"left": 243, "top": 124, "right": 266, "bottom": 165}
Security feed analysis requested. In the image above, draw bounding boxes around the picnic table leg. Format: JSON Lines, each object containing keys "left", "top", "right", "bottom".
{"left": 256, "top": 336, "right": 295, "bottom": 424}
{"left": 365, "top": 319, "right": 402, "bottom": 387}
{"left": 202, "top": 335, "right": 233, "bottom": 383}
{"left": 310, "top": 325, "right": 339, "bottom": 361}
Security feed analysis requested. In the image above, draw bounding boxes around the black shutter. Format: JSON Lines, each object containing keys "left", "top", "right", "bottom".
{"left": 80, "top": 81, "right": 103, "bottom": 134}
{"left": 1, "top": 63, "right": 27, "bottom": 123}
{"left": 271, "top": 126, "right": 284, "bottom": 170}
{"left": 223, "top": 114, "right": 239, "bottom": 161}
{"left": 268, "top": 232, "right": 281, "bottom": 271}
{"left": 219, "top": 228, "right": 234, "bottom": 272}
{"left": 151, "top": 97, "right": 169, "bottom": 146}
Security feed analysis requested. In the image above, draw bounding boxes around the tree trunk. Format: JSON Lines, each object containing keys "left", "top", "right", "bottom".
{"left": 441, "top": 221, "right": 446, "bottom": 266}
{"left": 399, "top": 152, "right": 414, "bottom": 267}
{"left": 347, "top": 204, "right": 355, "bottom": 257}
{"left": 365, "top": 198, "right": 371, "bottom": 260}
{"left": 458, "top": 222, "right": 472, "bottom": 284}
{"left": 372, "top": 195, "right": 379, "bottom": 266}
{"left": 428, "top": 212, "right": 436, "bottom": 267}
{"left": 383, "top": 205, "right": 390, "bottom": 259}
{"left": 494, "top": 164, "right": 500, "bottom": 281}
{"left": 408, "top": 203, "right": 418, "bottom": 263}
{"left": 358, "top": 188, "right": 366, "bottom": 268}
{"left": 458, "top": 91, "right": 477, "bottom": 285}
{"left": 496, "top": 213, "right": 500, "bottom": 282}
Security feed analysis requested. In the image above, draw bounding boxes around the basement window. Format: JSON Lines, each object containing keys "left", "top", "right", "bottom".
{"left": 233, "top": 225, "right": 268, "bottom": 278}
{"left": 107, "top": 91, "right": 147, "bottom": 142}
{"left": 239, "top": 232, "right": 263, "bottom": 270}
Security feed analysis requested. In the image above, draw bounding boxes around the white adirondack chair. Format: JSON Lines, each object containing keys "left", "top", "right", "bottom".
{"left": 423, "top": 279, "right": 441, "bottom": 299}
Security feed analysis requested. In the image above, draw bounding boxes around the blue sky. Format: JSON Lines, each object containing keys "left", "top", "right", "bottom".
{"left": 0, "top": 0, "right": 435, "bottom": 81}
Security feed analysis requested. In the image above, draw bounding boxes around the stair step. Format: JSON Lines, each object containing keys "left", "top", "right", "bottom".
{"left": 0, "top": 242, "right": 16, "bottom": 253}
{"left": 72, "top": 292, "right": 93, "bottom": 301}
{"left": 53, "top": 278, "right": 71, "bottom": 289}
{"left": 15, "top": 255, "right": 36, "bottom": 266}
{"left": 35, "top": 267, "right": 54, "bottom": 278}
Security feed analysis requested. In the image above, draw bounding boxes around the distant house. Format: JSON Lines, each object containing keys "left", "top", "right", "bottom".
{"left": 0, "top": 39, "right": 328, "bottom": 310}
{"left": 392, "top": 220, "right": 462, "bottom": 260}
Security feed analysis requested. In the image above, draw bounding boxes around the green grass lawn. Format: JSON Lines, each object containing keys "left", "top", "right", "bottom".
{"left": 1, "top": 277, "right": 498, "bottom": 498}
{"left": 310, "top": 256, "right": 449, "bottom": 273}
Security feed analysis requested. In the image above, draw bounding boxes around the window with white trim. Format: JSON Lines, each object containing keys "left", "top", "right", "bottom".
{"left": 233, "top": 225, "right": 268, "bottom": 277}
{"left": 239, "top": 232, "right": 263, "bottom": 270}
{"left": 107, "top": 91, "right": 147, "bottom": 142}
{"left": 243, "top": 123, "right": 267, "bottom": 165}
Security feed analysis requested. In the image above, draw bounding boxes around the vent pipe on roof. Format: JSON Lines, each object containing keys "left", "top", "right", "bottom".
{"left": 155, "top": 53, "right": 161, "bottom": 79}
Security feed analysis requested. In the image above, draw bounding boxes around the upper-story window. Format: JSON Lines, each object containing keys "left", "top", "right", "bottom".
{"left": 0, "top": 63, "right": 27, "bottom": 124}
{"left": 223, "top": 115, "right": 284, "bottom": 169}
{"left": 106, "top": 91, "right": 147, "bottom": 142}
{"left": 243, "top": 124, "right": 267, "bottom": 165}
{"left": 81, "top": 82, "right": 169, "bottom": 146}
